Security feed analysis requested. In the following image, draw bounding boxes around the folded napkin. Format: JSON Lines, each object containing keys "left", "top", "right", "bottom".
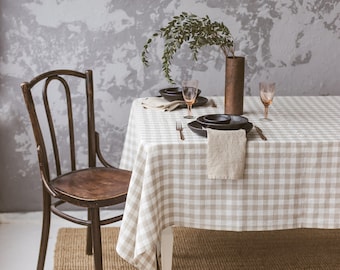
{"left": 207, "top": 129, "right": 247, "bottom": 180}
{"left": 141, "top": 97, "right": 185, "bottom": 111}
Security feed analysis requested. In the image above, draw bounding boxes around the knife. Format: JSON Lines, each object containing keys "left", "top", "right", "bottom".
{"left": 254, "top": 126, "right": 267, "bottom": 141}
{"left": 210, "top": 99, "right": 217, "bottom": 107}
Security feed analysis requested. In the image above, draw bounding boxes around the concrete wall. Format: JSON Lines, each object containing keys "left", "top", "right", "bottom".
{"left": 0, "top": 0, "right": 339, "bottom": 212}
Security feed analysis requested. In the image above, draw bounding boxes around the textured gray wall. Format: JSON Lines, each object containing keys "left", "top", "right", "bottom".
{"left": 0, "top": 0, "right": 339, "bottom": 212}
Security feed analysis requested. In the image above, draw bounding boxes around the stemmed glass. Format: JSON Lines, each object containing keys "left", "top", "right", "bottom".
{"left": 259, "top": 82, "right": 275, "bottom": 120}
{"left": 182, "top": 79, "right": 199, "bottom": 119}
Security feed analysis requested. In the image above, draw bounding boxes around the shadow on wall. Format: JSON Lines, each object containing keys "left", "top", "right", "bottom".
{"left": 0, "top": 0, "right": 339, "bottom": 211}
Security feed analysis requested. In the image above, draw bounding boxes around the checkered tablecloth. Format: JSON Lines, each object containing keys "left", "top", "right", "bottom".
{"left": 116, "top": 96, "right": 340, "bottom": 269}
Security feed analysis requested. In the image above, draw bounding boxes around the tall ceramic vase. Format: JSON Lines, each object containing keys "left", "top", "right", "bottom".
{"left": 224, "top": 56, "right": 245, "bottom": 115}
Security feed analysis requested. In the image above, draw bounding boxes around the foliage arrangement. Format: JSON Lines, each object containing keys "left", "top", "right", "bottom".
{"left": 141, "top": 12, "right": 235, "bottom": 84}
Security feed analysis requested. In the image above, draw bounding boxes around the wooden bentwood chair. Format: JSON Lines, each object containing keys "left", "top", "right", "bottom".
{"left": 21, "top": 70, "right": 131, "bottom": 270}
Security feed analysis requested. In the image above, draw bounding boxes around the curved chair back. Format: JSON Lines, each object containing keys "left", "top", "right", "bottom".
{"left": 21, "top": 70, "right": 97, "bottom": 195}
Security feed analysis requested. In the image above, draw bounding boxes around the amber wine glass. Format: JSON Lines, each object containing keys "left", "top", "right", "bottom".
{"left": 259, "top": 82, "right": 275, "bottom": 120}
{"left": 182, "top": 79, "right": 199, "bottom": 119}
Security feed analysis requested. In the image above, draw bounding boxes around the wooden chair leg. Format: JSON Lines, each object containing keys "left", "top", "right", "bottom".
{"left": 37, "top": 192, "right": 51, "bottom": 270}
{"left": 86, "top": 208, "right": 93, "bottom": 255}
{"left": 91, "top": 208, "right": 103, "bottom": 270}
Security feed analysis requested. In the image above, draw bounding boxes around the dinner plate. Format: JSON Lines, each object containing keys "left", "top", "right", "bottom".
{"left": 181, "top": 96, "right": 208, "bottom": 108}
{"left": 188, "top": 120, "right": 253, "bottom": 137}
{"left": 196, "top": 115, "right": 249, "bottom": 130}
{"left": 159, "top": 87, "right": 201, "bottom": 102}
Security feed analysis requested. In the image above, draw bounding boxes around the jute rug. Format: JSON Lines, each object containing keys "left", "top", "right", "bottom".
{"left": 54, "top": 227, "right": 340, "bottom": 269}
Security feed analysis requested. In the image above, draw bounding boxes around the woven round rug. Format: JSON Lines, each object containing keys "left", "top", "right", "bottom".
{"left": 54, "top": 227, "right": 340, "bottom": 269}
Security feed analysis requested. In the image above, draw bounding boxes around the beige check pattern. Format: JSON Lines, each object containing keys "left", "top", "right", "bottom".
{"left": 117, "top": 96, "right": 340, "bottom": 269}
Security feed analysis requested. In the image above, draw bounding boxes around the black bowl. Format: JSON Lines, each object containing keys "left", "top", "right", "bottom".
{"left": 159, "top": 87, "right": 201, "bottom": 102}
{"left": 196, "top": 115, "right": 248, "bottom": 130}
{"left": 196, "top": 114, "right": 231, "bottom": 125}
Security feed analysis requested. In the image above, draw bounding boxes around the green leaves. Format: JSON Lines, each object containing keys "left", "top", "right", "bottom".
{"left": 141, "top": 12, "right": 235, "bottom": 84}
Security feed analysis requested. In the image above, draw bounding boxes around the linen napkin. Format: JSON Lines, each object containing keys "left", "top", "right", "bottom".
{"left": 141, "top": 97, "right": 185, "bottom": 111}
{"left": 207, "top": 128, "right": 247, "bottom": 180}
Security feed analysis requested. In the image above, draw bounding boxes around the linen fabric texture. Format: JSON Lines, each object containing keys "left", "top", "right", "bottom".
{"left": 207, "top": 129, "right": 246, "bottom": 180}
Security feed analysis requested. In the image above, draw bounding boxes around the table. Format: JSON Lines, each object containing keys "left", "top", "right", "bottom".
{"left": 116, "top": 96, "right": 340, "bottom": 270}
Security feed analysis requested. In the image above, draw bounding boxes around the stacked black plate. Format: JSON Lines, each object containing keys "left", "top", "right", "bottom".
{"left": 188, "top": 114, "right": 253, "bottom": 137}
{"left": 159, "top": 87, "right": 207, "bottom": 107}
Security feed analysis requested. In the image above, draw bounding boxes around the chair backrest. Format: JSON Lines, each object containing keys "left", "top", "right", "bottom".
{"left": 21, "top": 70, "right": 97, "bottom": 193}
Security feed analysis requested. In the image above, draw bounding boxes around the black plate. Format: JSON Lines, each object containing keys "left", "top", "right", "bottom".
{"left": 196, "top": 115, "right": 248, "bottom": 130}
{"left": 159, "top": 87, "right": 201, "bottom": 101}
{"left": 177, "top": 96, "right": 208, "bottom": 108}
{"left": 188, "top": 121, "right": 253, "bottom": 137}
{"left": 197, "top": 114, "right": 231, "bottom": 125}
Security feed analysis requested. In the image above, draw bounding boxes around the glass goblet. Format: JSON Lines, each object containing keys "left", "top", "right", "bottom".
{"left": 259, "top": 82, "right": 275, "bottom": 120}
{"left": 182, "top": 80, "right": 199, "bottom": 119}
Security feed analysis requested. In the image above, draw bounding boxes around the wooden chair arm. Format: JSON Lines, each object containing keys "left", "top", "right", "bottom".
{"left": 37, "top": 145, "right": 57, "bottom": 197}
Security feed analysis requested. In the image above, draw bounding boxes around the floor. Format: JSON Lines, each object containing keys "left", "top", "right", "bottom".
{"left": 0, "top": 210, "right": 123, "bottom": 270}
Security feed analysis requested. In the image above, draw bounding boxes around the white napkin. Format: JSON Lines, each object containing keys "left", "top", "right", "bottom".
{"left": 141, "top": 97, "right": 185, "bottom": 111}
{"left": 207, "top": 129, "right": 247, "bottom": 180}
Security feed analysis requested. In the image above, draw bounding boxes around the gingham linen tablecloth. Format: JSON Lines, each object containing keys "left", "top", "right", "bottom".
{"left": 116, "top": 96, "right": 340, "bottom": 269}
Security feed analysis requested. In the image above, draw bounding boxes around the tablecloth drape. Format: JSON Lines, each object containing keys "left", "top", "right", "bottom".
{"left": 117, "top": 96, "right": 340, "bottom": 269}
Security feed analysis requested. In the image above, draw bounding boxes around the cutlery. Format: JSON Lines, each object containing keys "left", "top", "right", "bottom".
{"left": 254, "top": 125, "right": 267, "bottom": 141}
{"left": 210, "top": 99, "right": 217, "bottom": 107}
{"left": 176, "top": 121, "right": 185, "bottom": 140}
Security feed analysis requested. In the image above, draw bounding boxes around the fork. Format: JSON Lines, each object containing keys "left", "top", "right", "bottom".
{"left": 176, "top": 121, "right": 185, "bottom": 140}
{"left": 254, "top": 125, "right": 267, "bottom": 141}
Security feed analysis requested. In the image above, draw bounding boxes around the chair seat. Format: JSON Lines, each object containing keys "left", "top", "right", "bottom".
{"left": 51, "top": 167, "right": 131, "bottom": 207}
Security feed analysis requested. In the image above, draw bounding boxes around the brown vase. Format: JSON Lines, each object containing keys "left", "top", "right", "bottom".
{"left": 224, "top": 56, "right": 245, "bottom": 115}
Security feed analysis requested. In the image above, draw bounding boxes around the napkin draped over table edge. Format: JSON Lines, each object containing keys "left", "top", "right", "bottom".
{"left": 207, "top": 129, "right": 247, "bottom": 180}
{"left": 141, "top": 97, "right": 185, "bottom": 111}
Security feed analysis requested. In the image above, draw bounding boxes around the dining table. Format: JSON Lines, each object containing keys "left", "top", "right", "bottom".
{"left": 116, "top": 95, "right": 340, "bottom": 270}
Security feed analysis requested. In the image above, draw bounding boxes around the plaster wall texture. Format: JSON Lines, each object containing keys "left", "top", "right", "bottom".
{"left": 0, "top": 0, "right": 339, "bottom": 211}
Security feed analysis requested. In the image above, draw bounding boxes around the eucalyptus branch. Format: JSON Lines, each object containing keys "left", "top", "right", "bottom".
{"left": 141, "top": 12, "right": 235, "bottom": 84}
